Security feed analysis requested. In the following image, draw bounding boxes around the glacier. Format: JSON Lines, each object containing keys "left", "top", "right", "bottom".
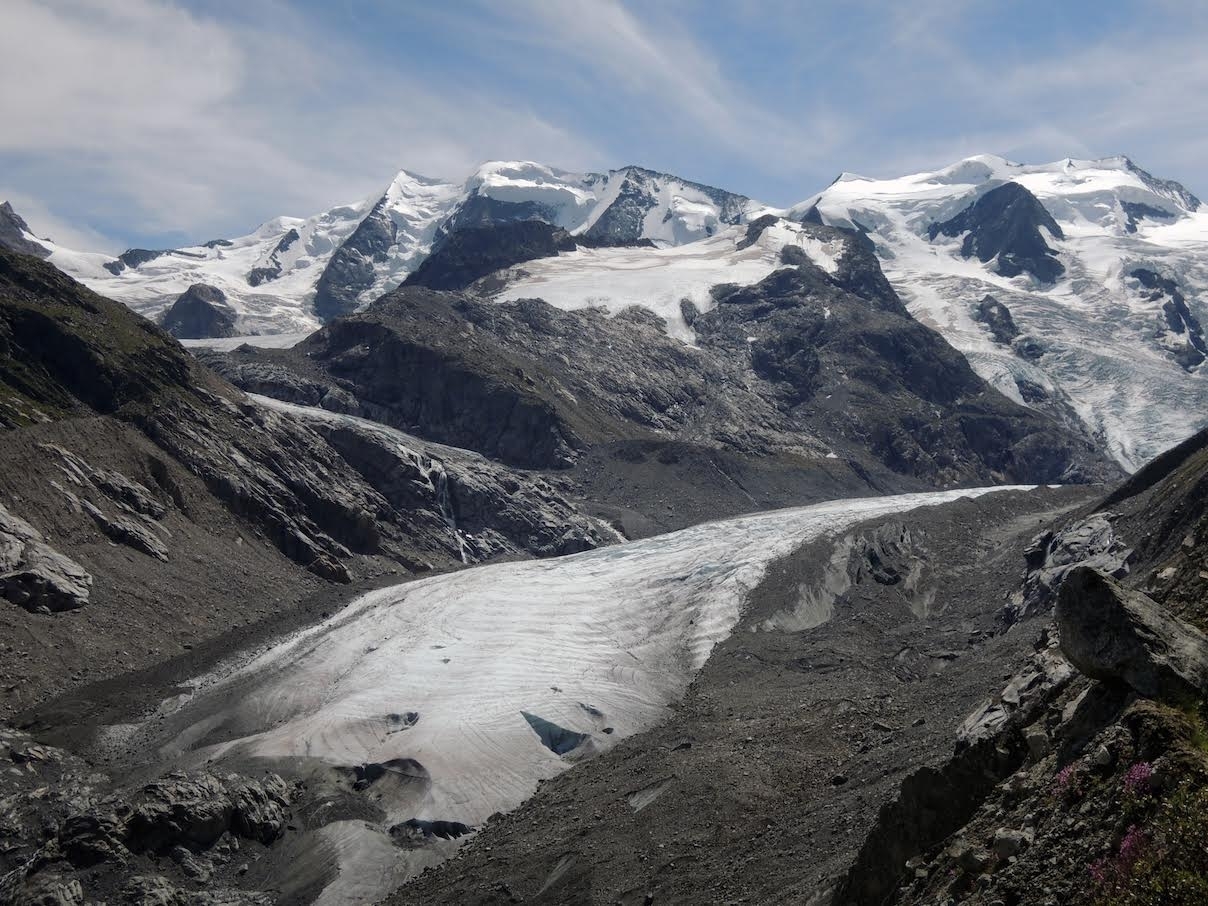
{"left": 793, "top": 154, "right": 1208, "bottom": 469}
{"left": 125, "top": 478, "right": 1025, "bottom": 904}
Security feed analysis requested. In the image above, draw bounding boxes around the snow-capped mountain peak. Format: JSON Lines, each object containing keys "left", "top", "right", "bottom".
{"left": 797, "top": 153, "right": 1208, "bottom": 469}
{"left": 24, "top": 161, "right": 764, "bottom": 333}
{"left": 10, "top": 152, "right": 1208, "bottom": 471}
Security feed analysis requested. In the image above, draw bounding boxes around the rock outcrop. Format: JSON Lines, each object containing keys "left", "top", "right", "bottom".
{"left": 0, "top": 502, "right": 92, "bottom": 612}
{"left": 0, "top": 202, "right": 51, "bottom": 259}
{"left": 0, "top": 726, "right": 286, "bottom": 906}
{"left": 161, "top": 284, "right": 238, "bottom": 339}
{"left": 1004, "top": 512, "right": 1133, "bottom": 623}
{"left": 1131, "top": 268, "right": 1207, "bottom": 371}
{"left": 246, "top": 228, "right": 299, "bottom": 287}
{"left": 929, "top": 181, "right": 1065, "bottom": 283}
{"left": 404, "top": 219, "right": 576, "bottom": 291}
{"left": 972, "top": 294, "right": 1020, "bottom": 345}
{"left": 1057, "top": 565, "right": 1208, "bottom": 705}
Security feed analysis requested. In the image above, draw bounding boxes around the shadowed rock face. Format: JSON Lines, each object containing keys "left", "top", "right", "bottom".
{"left": 0, "top": 250, "right": 612, "bottom": 590}
{"left": 218, "top": 222, "right": 1118, "bottom": 488}
{"left": 161, "top": 284, "right": 238, "bottom": 339}
{"left": 438, "top": 192, "right": 558, "bottom": 238}
{"left": 0, "top": 502, "right": 92, "bottom": 612}
{"left": 579, "top": 166, "right": 749, "bottom": 244}
{"left": 313, "top": 196, "right": 400, "bottom": 321}
{"left": 1057, "top": 565, "right": 1208, "bottom": 705}
{"left": 0, "top": 202, "right": 50, "bottom": 259}
{"left": 0, "top": 251, "right": 194, "bottom": 421}
{"left": 247, "top": 228, "right": 300, "bottom": 286}
{"left": 404, "top": 220, "right": 576, "bottom": 292}
{"left": 929, "top": 181, "right": 1065, "bottom": 283}
{"left": 102, "top": 248, "right": 173, "bottom": 276}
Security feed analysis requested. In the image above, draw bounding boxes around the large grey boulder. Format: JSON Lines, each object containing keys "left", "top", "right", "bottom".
{"left": 0, "top": 503, "right": 92, "bottom": 612}
{"left": 1003, "top": 513, "right": 1132, "bottom": 623}
{"left": 1057, "top": 565, "right": 1208, "bottom": 705}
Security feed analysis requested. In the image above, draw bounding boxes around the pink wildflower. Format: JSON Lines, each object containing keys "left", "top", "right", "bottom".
{"left": 1123, "top": 762, "right": 1153, "bottom": 796}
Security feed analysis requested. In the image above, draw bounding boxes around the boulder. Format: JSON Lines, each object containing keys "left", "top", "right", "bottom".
{"left": 58, "top": 810, "right": 129, "bottom": 867}
{"left": 0, "top": 502, "right": 92, "bottom": 612}
{"left": 1057, "top": 566, "right": 1208, "bottom": 705}
{"left": 226, "top": 773, "right": 291, "bottom": 843}
{"left": 992, "top": 827, "right": 1027, "bottom": 859}
{"left": 128, "top": 772, "right": 235, "bottom": 852}
{"left": 1003, "top": 513, "right": 1132, "bottom": 623}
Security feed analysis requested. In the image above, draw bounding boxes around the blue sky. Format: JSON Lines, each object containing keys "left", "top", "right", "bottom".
{"left": 3, "top": 0, "right": 1207, "bottom": 250}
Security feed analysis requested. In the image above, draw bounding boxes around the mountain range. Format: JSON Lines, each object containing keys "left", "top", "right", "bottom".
{"left": 4, "top": 150, "right": 1208, "bottom": 906}
{"left": 5, "top": 153, "right": 1206, "bottom": 470}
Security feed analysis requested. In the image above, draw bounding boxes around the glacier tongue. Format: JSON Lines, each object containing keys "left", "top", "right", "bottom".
{"left": 135, "top": 482, "right": 1024, "bottom": 903}
{"left": 797, "top": 155, "right": 1208, "bottom": 470}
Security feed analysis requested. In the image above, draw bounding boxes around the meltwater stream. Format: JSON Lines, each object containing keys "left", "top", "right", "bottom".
{"left": 129, "top": 483, "right": 1026, "bottom": 904}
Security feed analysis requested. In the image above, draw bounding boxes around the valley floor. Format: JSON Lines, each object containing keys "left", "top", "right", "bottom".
{"left": 4, "top": 483, "right": 1096, "bottom": 905}
{"left": 397, "top": 485, "right": 1095, "bottom": 905}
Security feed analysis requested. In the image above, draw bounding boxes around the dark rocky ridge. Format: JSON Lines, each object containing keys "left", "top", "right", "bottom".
{"left": 1126, "top": 156, "right": 1202, "bottom": 211}
{"left": 436, "top": 192, "right": 560, "bottom": 240}
{"left": 313, "top": 193, "right": 400, "bottom": 321}
{"left": 838, "top": 422, "right": 1208, "bottom": 906}
{"left": 929, "top": 181, "right": 1066, "bottom": 283}
{"left": 1131, "top": 267, "right": 1207, "bottom": 370}
{"left": 160, "top": 283, "right": 238, "bottom": 339}
{"left": 580, "top": 165, "right": 749, "bottom": 243}
{"left": 217, "top": 222, "right": 1117, "bottom": 503}
{"left": 1121, "top": 200, "right": 1176, "bottom": 233}
{"left": 0, "top": 249, "right": 612, "bottom": 712}
{"left": 246, "top": 227, "right": 300, "bottom": 286}
{"left": 101, "top": 247, "right": 184, "bottom": 276}
{"left": 0, "top": 201, "right": 51, "bottom": 259}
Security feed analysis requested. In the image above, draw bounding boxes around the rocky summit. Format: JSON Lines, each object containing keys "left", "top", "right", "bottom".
{"left": 4, "top": 19, "right": 1208, "bottom": 901}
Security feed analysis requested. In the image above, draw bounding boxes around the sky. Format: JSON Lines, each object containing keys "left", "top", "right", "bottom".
{"left": 3, "top": 0, "right": 1208, "bottom": 251}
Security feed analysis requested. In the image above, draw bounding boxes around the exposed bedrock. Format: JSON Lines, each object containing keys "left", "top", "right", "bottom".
{"left": 928, "top": 181, "right": 1065, "bottom": 283}
{"left": 160, "top": 284, "right": 238, "bottom": 340}
{"left": 1057, "top": 565, "right": 1208, "bottom": 705}
{"left": 0, "top": 502, "right": 92, "bottom": 613}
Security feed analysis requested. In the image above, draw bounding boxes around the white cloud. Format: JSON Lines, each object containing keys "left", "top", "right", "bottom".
{"left": 0, "top": 0, "right": 604, "bottom": 245}
{"left": 0, "top": 187, "right": 124, "bottom": 254}
{"left": 3, "top": 0, "right": 1207, "bottom": 247}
